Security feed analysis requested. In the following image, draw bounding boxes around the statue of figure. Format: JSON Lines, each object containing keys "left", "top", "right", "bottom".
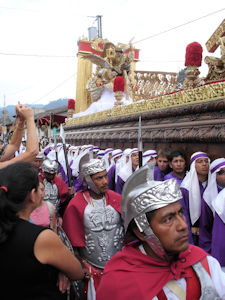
{"left": 204, "top": 36, "right": 225, "bottom": 83}
{"left": 82, "top": 40, "right": 135, "bottom": 103}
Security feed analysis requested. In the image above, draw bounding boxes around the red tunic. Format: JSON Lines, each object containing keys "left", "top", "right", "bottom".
{"left": 62, "top": 190, "right": 121, "bottom": 247}
{"left": 96, "top": 242, "right": 208, "bottom": 300}
{"left": 39, "top": 172, "right": 68, "bottom": 203}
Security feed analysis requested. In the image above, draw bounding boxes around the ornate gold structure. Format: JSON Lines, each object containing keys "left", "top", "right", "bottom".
{"left": 66, "top": 81, "right": 225, "bottom": 127}
{"left": 204, "top": 19, "right": 225, "bottom": 83}
{"left": 71, "top": 21, "right": 225, "bottom": 125}
{"left": 133, "top": 71, "right": 177, "bottom": 101}
{"left": 205, "top": 19, "right": 225, "bottom": 53}
{"left": 75, "top": 37, "right": 139, "bottom": 113}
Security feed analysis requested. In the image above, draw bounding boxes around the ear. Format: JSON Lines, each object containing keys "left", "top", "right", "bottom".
{"left": 133, "top": 227, "right": 146, "bottom": 242}
{"left": 29, "top": 188, "right": 37, "bottom": 204}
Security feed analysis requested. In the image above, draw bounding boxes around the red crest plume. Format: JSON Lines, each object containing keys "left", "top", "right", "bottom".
{"left": 185, "top": 42, "right": 203, "bottom": 67}
{"left": 113, "top": 76, "right": 125, "bottom": 92}
{"left": 68, "top": 99, "right": 75, "bottom": 110}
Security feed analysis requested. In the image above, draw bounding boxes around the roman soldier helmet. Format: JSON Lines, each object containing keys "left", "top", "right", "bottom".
{"left": 122, "top": 164, "right": 182, "bottom": 259}
{"left": 79, "top": 152, "right": 107, "bottom": 194}
{"left": 41, "top": 158, "right": 58, "bottom": 174}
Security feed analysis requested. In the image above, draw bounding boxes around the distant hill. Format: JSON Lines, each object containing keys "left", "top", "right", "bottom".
{"left": 0, "top": 98, "right": 69, "bottom": 121}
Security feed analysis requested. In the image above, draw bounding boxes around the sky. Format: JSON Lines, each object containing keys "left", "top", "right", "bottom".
{"left": 0, "top": 0, "right": 224, "bottom": 107}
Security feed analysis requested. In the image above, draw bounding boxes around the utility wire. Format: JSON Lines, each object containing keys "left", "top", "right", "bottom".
{"left": 0, "top": 8, "right": 224, "bottom": 58}
{"left": 134, "top": 8, "right": 225, "bottom": 44}
{"left": 31, "top": 73, "right": 76, "bottom": 104}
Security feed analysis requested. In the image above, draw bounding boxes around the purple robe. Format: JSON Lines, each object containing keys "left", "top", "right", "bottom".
{"left": 58, "top": 162, "right": 68, "bottom": 184}
{"left": 180, "top": 182, "right": 207, "bottom": 246}
{"left": 73, "top": 176, "right": 87, "bottom": 192}
{"left": 44, "top": 146, "right": 51, "bottom": 156}
{"left": 115, "top": 175, "right": 125, "bottom": 195}
{"left": 164, "top": 172, "right": 184, "bottom": 186}
{"left": 107, "top": 164, "right": 116, "bottom": 191}
{"left": 211, "top": 211, "right": 225, "bottom": 266}
{"left": 198, "top": 186, "right": 222, "bottom": 254}
{"left": 154, "top": 166, "right": 166, "bottom": 181}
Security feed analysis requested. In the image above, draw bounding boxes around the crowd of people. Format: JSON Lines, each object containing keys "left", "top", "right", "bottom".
{"left": 0, "top": 102, "right": 225, "bottom": 299}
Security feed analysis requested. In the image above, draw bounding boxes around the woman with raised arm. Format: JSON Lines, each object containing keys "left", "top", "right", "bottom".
{"left": 0, "top": 102, "right": 38, "bottom": 168}
{"left": 0, "top": 162, "right": 84, "bottom": 300}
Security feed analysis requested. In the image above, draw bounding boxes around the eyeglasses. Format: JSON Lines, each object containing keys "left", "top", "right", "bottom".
{"left": 217, "top": 170, "right": 225, "bottom": 175}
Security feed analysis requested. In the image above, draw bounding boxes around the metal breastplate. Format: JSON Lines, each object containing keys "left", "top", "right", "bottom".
{"left": 192, "top": 261, "right": 220, "bottom": 300}
{"left": 79, "top": 200, "right": 124, "bottom": 269}
{"left": 43, "top": 179, "right": 59, "bottom": 209}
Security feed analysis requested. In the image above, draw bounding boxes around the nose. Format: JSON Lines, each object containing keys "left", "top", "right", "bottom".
{"left": 102, "top": 176, "right": 108, "bottom": 185}
{"left": 176, "top": 215, "right": 188, "bottom": 232}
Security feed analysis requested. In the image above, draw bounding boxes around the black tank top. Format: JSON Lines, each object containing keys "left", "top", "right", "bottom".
{"left": 0, "top": 218, "right": 66, "bottom": 300}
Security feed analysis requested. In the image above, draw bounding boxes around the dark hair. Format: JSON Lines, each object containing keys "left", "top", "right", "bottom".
{"left": 125, "top": 210, "right": 157, "bottom": 243}
{"left": 0, "top": 162, "right": 39, "bottom": 244}
{"left": 157, "top": 148, "right": 171, "bottom": 159}
{"left": 168, "top": 150, "right": 186, "bottom": 163}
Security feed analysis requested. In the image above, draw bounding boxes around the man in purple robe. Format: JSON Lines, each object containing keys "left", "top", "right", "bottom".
{"left": 153, "top": 149, "right": 171, "bottom": 181}
{"left": 211, "top": 188, "right": 225, "bottom": 270}
{"left": 164, "top": 150, "right": 186, "bottom": 186}
{"left": 199, "top": 158, "right": 225, "bottom": 260}
{"left": 180, "top": 152, "right": 210, "bottom": 246}
{"left": 107, "top": 149, "right": 123, "bottom": 191}
{"left": 116, "top": 148, "right": 139, "bottom": 194}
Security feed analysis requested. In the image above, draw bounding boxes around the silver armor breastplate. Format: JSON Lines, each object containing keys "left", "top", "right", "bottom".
{"left": 192, "top": 261, "right": 220, "bottom": 299}
{"left": 79, "top": 200, "right": 124, "bottom": 269}
{"left": 43, "top": 179, "right": 59, "bottom": 209}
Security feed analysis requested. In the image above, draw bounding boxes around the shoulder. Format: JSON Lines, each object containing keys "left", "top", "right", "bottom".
{"left": 66, "top": 191, "right": 87, "bottom": 210}
{"left": 54, "top": 175, "right": 66, "bottom": 185}
{"left": 186, "top": 244, "right": 208, "bottom": 262}
{"left": 106, "top": 190, "right": 121, "bottom": 212}
{"left": 107, "top": 190, "right": 121, "bottom": 200}
{"left": 108, "top": 165, "right": 116, "bottom": 173}
{"left": 164, "top": 172, "right": 173, "bottom": 180}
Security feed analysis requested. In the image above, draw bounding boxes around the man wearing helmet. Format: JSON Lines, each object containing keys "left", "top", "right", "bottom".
{"left": 39, "top": 158, "right": 73, "bottom": 217}
{"left": 97, "top": 165, "right": 225, "bottom": 300}
{"left": 62, "top": 152, "right": 124, "bottom": 300}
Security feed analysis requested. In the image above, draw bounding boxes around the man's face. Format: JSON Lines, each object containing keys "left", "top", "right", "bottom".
{"left": 157, "top": 156, "right": 169, "bottom": 172}
{"left": 131, "top": 152, "right": 139, "bottom": 168}
{"left": 108, "top": 152, "right": 112, "bottom": 164}
{"left": 114, "top": 155, "right": 122, "bottom": 163}
{"left": 44, "top": 171, "right": 55, "bottom": 182}
{"left": 195, "top": 158, "right": 209, "bottom": 177}
{"left": 216, "top": 167, "right": 225, "bottom": 188}
{"left": 33, "top": 158, "right": 43, "bottom": 170}
{"left": 93, "top": 151, "right": 98, "bottom": 159}
{"left": 148, "top": 157, "right": 156, "bottom": 163}
{"left": 150, "top": 201, "right": 189, "bottom": 255}
{"left": 169, "top": 155, "right": 186, "bottom": 175}
{"left": 91, "top": 170, "right": 108, "bottom": 194}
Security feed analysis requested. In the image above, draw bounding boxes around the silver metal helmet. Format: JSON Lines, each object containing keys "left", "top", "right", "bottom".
{"left": 79, "top": 152, "right": 107, "bottom": 194}
{"left": 122, "top": 164, "right": 182, "bottom": 259}
{"left": 41, "top": 158, "right": 58, "bottom": 174}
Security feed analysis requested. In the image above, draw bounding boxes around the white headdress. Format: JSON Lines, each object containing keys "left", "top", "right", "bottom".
{"left": 118, "top": 148, "right": 138, "bottom": 182}
{"left": 212, "top": 188, "right": 225, "bottom": 223}
{"left": 143, "top": 150, "right": 157, "bottom": 165}
{"left": 204, "top": 158, "right": 225, "bottom": 213}
{"left": 103, "top": 148, "right": 114, "bottom": 170}
{"left": 181, "top": 151, "right": 210, "bottom": 225}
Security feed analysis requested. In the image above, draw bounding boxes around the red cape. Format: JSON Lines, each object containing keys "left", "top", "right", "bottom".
{"left": 96, "top": 242, "right": 208, "bottom": 300}
{"left": 39, "top": 172, "right": 68, "bottom": 203}
{"left": 62, "top": 190, "right": 121, "bottom": 247}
